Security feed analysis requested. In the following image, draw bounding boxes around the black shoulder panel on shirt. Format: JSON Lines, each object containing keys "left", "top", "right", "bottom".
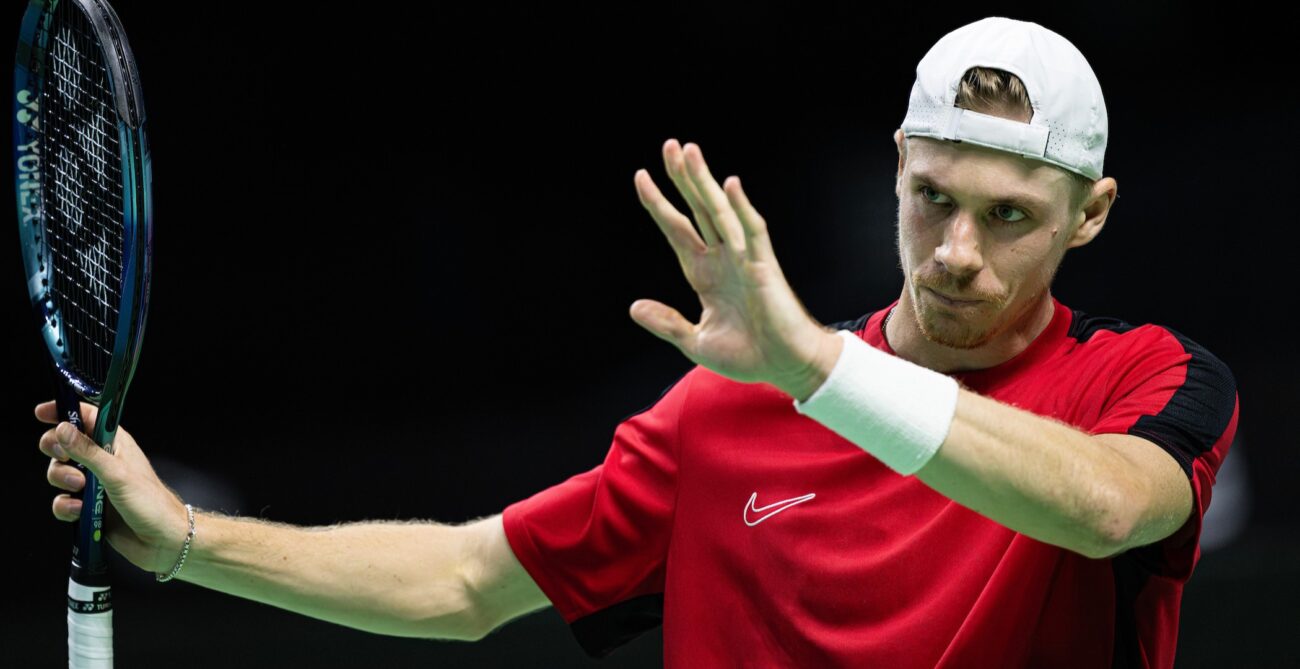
{"left": 1069, "top": 310, "right": 1238, "bottom": 479}
{"left": 1067, "top": 309, "right": 1138, "bottom": 341}
{"left": 825, "top": 310, "right": 877, "bottom": 336}
{"left": 569, "top": 593, "right": 665, "bottom": 658}
{"left": 1128, "top": 326, "right": 1237, "bottom": 478}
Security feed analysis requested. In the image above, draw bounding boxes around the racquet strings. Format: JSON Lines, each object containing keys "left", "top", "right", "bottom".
{"left": 43, "top": 0, "right": 126, "bottom": 392}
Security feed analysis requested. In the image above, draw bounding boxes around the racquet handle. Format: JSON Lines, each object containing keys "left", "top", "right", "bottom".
{"left": 58, "top": 386, "right": 114, "bottom": 667}
{"left": 67, "top": 577, "right": 113, "bottom": 668}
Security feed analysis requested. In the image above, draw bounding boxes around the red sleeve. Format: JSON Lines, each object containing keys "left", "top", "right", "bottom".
{"left": 502, "top": 367, "right": 694, "bottom": 625}
{"left": 1088, "top": 327, "right": 1239, "bottom": 582}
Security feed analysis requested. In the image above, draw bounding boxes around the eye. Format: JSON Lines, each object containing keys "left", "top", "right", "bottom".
{"left": 992, "top": 204, "right": 1027, "bottom": 223}
{"left": 918, "top": 185, "right": 948, "bottom": 205}
{"left": 918, "top": 185, "right": 1028, "bottom": 224}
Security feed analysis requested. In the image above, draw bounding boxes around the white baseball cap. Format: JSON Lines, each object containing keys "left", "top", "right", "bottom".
{"left": 900, "top": 17, "right": 1107, "bottom": 181}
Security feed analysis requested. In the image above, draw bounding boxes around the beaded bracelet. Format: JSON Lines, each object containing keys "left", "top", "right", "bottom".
{"left": 157, "top": 503, "right": 196, "bottom": 583}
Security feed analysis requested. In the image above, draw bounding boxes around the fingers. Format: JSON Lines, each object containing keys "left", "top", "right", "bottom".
{"left": 680, "top": 143, "right": 747, "bottom": 256}
{"left": 662, "top": 139, "right": 723, "bottom": 248}
{"left": 634, "top": 169, "right": 708, "bottom": 259}
{"left": 655, "top": 139, "right": 762, "bottom": 262}
{"left": 629, "top": 299, "right": 697, "bottom": 353}
{"left": 39, "top": 427, "right": 70, "bottom": 462}
{"left": 53, "top": 493, "right": 82, "bottom": 522}
{"left": 38, "top": 421, "right": 118, "bottom": 483}
{"left": 723, "top": 176, "right": 777, "bottom": 265}
{"left": 47, "top": 458, "right": 85, "bottom": 492}
{"left": 34, "top": 400, "right": 98, "bottom": 431}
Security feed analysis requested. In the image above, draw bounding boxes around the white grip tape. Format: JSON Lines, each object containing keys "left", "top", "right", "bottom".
{"left": 68, "top": 578, "right": 113, "bottom": 668}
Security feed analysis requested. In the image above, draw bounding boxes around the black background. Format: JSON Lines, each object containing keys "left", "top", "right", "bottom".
{"left": 5, "top": 1, "right": 1297, "bottom": 667}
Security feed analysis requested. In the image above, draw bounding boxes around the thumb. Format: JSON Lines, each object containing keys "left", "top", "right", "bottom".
{"left": 55, "top": 421, "right": 118, "bottom": 483}
{"left": 630, "top": 299, "right": 696, "bottom": 349}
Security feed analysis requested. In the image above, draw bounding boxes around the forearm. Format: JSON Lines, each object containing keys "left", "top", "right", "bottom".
{"left": 914, "top": 389, "right": 1137, "bottom": 558}
{"left": 787, "top": 332, "right": 1138, "bottom": 559}
{"left": 35, "top": 408, "right": 505, "bottom": 638}
{"left": 179, "top": 512, "right": 484, "bottom": 639}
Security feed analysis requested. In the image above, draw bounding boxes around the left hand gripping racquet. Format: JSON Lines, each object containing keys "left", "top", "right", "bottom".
{"left": 14, "top": 1, "right": 152, "bottom": 666}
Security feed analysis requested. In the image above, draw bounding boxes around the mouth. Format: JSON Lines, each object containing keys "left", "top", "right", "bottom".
{"left": 924, "top": 287, "right": 982, "bottom": 308}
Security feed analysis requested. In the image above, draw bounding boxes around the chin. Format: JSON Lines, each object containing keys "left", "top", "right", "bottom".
{"left": 919, "top": 320, "right": 997, "bottom": 350}
{"left": 916, "top": 305, "right": 1000, "bottom": 350}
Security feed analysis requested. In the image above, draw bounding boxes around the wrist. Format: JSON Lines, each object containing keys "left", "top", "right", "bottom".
{"left": 778, "top": 329, "right": 844, "bottom": 403}
{"left": 792, "top": 330, "right": 959, "bottom": 475}
{"left": 156, "top": 503, "right": 196, "bottom": 582}
{"left": 150, "top": 499, "right": 194, "bottom": 573}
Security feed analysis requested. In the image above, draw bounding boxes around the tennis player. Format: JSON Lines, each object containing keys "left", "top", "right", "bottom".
{"left": 38, "top": 16, "right": 1237, "bottom": 668}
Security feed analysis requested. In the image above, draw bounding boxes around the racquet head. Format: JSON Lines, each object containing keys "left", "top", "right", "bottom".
{"left": 15, "top": 0, "right": 152, "bottom": 445}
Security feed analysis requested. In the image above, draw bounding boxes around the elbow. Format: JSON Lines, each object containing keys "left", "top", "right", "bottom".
{"left": 1079, "top": 519, "right": 1131, "bottom": 560}
{"left": 396, "top": 594, "right": 491, "bottom": 641}
{"left": 447, "top": 577, "right": 511, "bottom": 642}
{"left": 405, "top": 563, "right": 499, "bottom": 641}
{"left": 388, "top": 565, "right": 492, "bottom": 640}
{"left": 445, "top": 603, "right": 497, "bottom": 642}
{"left": 1079, "top": 480, "right": 1143, "bottom": 560}
{"left": 400, "top": 526, "right": 501, "bottom": 641}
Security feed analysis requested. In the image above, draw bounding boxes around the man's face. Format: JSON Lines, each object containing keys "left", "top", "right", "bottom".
{"left": 894, "top": 132, "right": 1078, "bottom": 350}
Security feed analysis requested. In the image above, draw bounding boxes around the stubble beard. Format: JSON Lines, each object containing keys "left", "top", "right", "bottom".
{"left": 894, "top": 203, "right": 1023, "bottom": 351}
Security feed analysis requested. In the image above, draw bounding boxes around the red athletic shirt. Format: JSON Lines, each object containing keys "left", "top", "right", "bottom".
{"left": 503, "top": 296, "right": 1239, "bottom": 668}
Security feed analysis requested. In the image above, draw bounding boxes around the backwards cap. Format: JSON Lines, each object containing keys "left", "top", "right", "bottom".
{"left": 900, "top": 16, "right": 1107, "bottom": 180}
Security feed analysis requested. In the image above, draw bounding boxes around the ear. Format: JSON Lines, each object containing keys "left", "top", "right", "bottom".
{"left": 1066, "top": 176, "right": 1119, "bottom": 250}
{"left": 894, "top": 128, "right": 907, "bottom": 196}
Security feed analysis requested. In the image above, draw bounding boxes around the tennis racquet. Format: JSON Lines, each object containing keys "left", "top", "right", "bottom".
{"left": 14, "top": 0, "right": 152, "bottom": 666}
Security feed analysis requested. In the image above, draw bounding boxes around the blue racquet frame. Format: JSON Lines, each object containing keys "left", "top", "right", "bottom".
{"left": 14, "top": 1, "right": 152, "bottom": 666}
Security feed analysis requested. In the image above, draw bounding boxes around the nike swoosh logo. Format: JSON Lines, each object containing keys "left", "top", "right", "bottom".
{"left": 744, "top": 491, "right": 816, "bottom": 527}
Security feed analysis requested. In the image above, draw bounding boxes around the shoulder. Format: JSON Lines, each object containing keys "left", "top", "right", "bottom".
{"left": 1066, "top": 307, "right": 1239, "bottom": 479}
{"left": 1066, "top": 307, "right": 1238, "bottom": 450}
{"left": 1066, "top": 307, "right": 1236, "bottom": 390}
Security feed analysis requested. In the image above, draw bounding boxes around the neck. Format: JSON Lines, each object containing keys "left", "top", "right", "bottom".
{"left": 884, "top": 287, "right": 1056, "bottom": 374}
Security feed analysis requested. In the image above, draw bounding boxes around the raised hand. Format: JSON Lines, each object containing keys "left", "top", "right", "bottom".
{"left": 629, "top": 139, "right": 841, "bottom": 397}
{"left": 37, "top": 401, "right": 189, "bottom": 574}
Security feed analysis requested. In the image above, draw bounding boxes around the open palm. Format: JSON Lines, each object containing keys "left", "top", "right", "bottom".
{"left": 629, "top": 139, "right": 836, "bottom": 393}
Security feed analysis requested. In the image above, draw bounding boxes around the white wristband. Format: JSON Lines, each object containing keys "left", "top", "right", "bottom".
{"left": 793, "top": 329, "right": 959, "bottom": 475}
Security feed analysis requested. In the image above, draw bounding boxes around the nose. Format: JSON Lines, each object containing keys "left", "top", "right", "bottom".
{"left": 933, "top": 212, "right": 984, "bottom": 278}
